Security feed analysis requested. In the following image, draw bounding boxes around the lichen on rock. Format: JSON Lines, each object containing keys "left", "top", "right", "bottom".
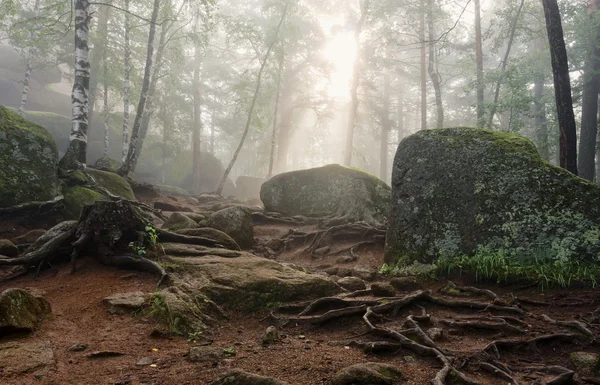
{"left": 385, "top": 127, "right": 600, "bottom": 267}
{"left": 0, "top": 105, "right": 60, "bottom": 207}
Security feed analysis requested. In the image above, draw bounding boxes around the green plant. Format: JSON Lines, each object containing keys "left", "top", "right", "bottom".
{"left": 187, "top": 331, "right": 203, "bottom": 343}
{"left": 146, "top": 293, "right": 182, "bottom": 336}
{"left": 145, "top": 224, "right": 158, "bottom": 250}
{"left": 379, "top": 263, "right": 392, "bottom": 275}
{"left": 223, "top": 347, "right": 235, "bottom": 356}
{"left": 128, "top": 241, "right": 147, "bottom": 256}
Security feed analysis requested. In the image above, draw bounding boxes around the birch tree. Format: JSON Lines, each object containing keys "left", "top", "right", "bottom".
{"left": 121, "top": 0, "right": 131, "bottom": 163}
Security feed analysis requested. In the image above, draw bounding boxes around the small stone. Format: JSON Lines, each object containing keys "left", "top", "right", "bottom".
{"left": 68, "top": 344, "right": 88, "bottom": 352}
{"left": 298, "top": 335, "right": 306, "bottom": 340}
{"left": 0, "top": 288, "right": 51, "bottom": 335}
{"left": 188, "top": 346, "right": 225, "bottom": 363}
{"left": 351, "top": 267, "right": 377, "bottom": 281}
{"left": 87, "top": 350, "right": 125, "bottom": 359}
{"left": 136, "top": 357, "right": 153, "bottom": 366}
{"left": 323, "top": 267, "right": 339, "bottom": 276}
{"left": 426, "top": 328, "right": 444, "bottom": 341}
{"left": 370, "top": 282, "right": 396, "bottom": 297}
{"left": 262, "top": 326, "right": 280, "bottom": 345}
{"left": 104, "top": 291, "right": 149, "bottom": 314}
{"left": 390, "top": 276, "right": 422, "bottom": 291}
{"left": 335, "top": 255, "right": 356, "bottom": 264}
{"left": 332, "top": 362, "right": 403, "bottom": 385}
{"left": 337, "top": 277, "right": 367, "bottom": 292}
{"left": 210, "top": 369, "right": 289, "bottom": 385}
{"left": 570, "top": 351, "right": 600, "bottom": 376}
{"left": 0, "top": 239, "right": 19, "bottom": 257}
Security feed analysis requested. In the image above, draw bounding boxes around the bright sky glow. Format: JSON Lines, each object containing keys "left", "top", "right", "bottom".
{"left": 321, "top": 30, "right": 357, "bottom": 100}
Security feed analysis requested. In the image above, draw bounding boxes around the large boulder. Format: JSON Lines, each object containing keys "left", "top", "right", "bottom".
{"left": 206, "top": 206, "right": 254, "bottom": 249}
{"left": 85, "top": 169, "right": 135, "bottom": 200}
{"left": 0, "top": 106, "right": 60, "bottom": 207}
{"left": 261, "top": 164, "right": 391, "bottom": 225}
{"left": 385, "top": 127, "right": 600, "bottom": 266}
{"left": 162, "top": 212, "right": 199, "bottom": 231}
{"left": 0, "top": 288, "right": 51, "bottom": 335}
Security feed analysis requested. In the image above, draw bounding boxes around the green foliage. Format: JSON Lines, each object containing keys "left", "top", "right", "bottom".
{"left": 187, "top": 330, "right": 203, "bottom": 343}
{"left": 223, "top": 347, "right": 236, "bottom": 357}
{"left": 435, "top": 247, "right": 600, "bottom": 290}
{"left": 128, "top": 224, "right": 159, "bottom": 256}
{"left": 146, "top": 293, "right": 182, "bottom": 336}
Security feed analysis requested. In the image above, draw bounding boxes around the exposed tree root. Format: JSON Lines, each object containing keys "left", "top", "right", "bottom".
{"left": 440, "top": 317, "right": 526, "bottom": 335}
{"left": 479, "top": 362, "right": 519, "bottom": 384}
{"left": 534, "top": 314, "right": 595, "bottom": 338}
{"left": 442, "top": 281, "right": 498, "bottom": 300}
{"left": 156, "top": 230, "right": 234, "bottom": 250}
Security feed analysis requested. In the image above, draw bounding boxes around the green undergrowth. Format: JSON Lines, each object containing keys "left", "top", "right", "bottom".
{"left": 382, "top": 248, "right": 600, "bottom": 290}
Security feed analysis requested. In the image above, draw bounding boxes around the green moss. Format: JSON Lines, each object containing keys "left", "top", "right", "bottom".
{"left": 0, "top": 105, "right": 59, "bottom": 207}
{"left": 385, "top": 127, "right": 600, "bottom": 267}
{"left": 62, "top": 185, "right": 107, "bottom": 219}
{"left": 158, "top": 184, "right": 190, "bottom": 196}
{"left": 86, "top": 169, "right": 135, "bottom": 200}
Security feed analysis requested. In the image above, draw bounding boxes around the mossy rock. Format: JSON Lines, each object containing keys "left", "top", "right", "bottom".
{"left": 385, "top": 127, "right": 600, "bottom": 266}
{"left": 332, "top": 362, "right": 404, "bottom": 385}
{"left": 0, "top": 288, "right": 52, "bottom": 335}
{"left": 175, "top": 227, "right": 241, "bottom": 251}
{"left": 163, "top": 212, "right": 198, "bottom": 231}
{"left": 0, "top": 239, "right": 18, "bottom": 257}
{"left": 62, "top": 186, "right": 107, "bottom": 219}
{"left": 211, "top": 369, "right": 289, "bottom": 385}
{"left": 94, "top": 156, "right": 121, "bottom": 172}
{"left": 85, "top": 169, "right": 135, "bottom": 200}
{"left": 0, "top": 105, "right": 60, "bottom": 207}
{"left": 158, "top": 184, "right": 190, "bottom": 196}
{"left": 206, "top": 206, "right": 254, "bottom": 249}
{"left": 260, "top": 164, "right": 391, "bottom": 225}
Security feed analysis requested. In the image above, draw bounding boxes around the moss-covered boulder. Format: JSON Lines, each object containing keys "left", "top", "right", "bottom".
{"left": 94, "top": 156, "right": 121, "bottom": 172}
{"left": 385, "top": 127, "right": 600, "bottom": 266}
{"left": 0, "top": 239, "right": 18, "bottom": 257}
{"left": 206, "top": 206, "right": 254, "bottom": 249}
{"left": 62, "top": 186, "right": 107, "bottom": 219}
{"left": 332, "top": 362, "right": 404, "bottom": 385}
{"left": 0, "top": 105, "right": 59, "bottom": 207}
{"left": 0, "top": 288, "right": 51, "bottom": 335}
{"left": 261, "top": 164, "right": 391, "bottom": 225}
{"left": 85, "top": 169, "right": 135, "bottom": 200}
{"left": 211, "top": 370, "right": 289, "bottom": 385}
{"left": 163, "top": 212, "right": 198, "bottom": 231}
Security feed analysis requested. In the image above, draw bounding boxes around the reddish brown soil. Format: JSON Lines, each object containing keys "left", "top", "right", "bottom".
{"left": 2, "top": 195, "right": 600, "bottom": 384}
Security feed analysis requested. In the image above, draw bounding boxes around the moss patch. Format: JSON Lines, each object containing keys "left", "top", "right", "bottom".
{"left": 385, "top": 127, "right": 600, "bottom": 267}
{"left": 86, "top": 169, "right": 135, "bottom": 200}
{"left": 0, "top": 105, "right": 60, "bottom": 207}
{"left": 62, "top": 185, "right": 107, "bottom": 219}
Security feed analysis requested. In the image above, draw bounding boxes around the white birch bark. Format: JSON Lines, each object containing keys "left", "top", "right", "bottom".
{"left": 18, "top": 0, "right": 41, "bottom": 116}
{"left": 121, "top": 0, "right": 131, "bottom": 163}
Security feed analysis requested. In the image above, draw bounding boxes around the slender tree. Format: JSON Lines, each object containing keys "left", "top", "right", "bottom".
{"left": 59, "top": 0, "right": 91, "bottom": 170}
{"left": 121, "top": 0, "right": 131, "bottom": 163}
{"left": 18, "top": 0, "right": 41, "bottom": 116}
{"left": 192, "top": 9, "right": 203, "bottom": 191}
{"left": 578, "top": 0, "right": 600, "bottom": 181}
{"left": 267, "top": 34, "right": 285, "bottom": 179}
{"left": 542, "top": 0, "right": 578, "bottom": 174}
{"left": 216, "top": 1, "right": 288, "bottom": 195}
{"left": 102, "top": 53, "right": 109, "bottom": 158}
{"left": 474, "top": 0, "right": 484, "bottom": 127}
{"left": 427, "top": 0, "right": 443, "bottom": 128}
{"left": 88, "top": 1, "right": 112, "bottom": 127}
{"left": 118, "top": 0, "right": 161, "bottom": 176}
{"left": 380, "top": 60, "right": 391, "bottom": 180}
{"left": 420, "top": 0, "right": 427, "bottom": 130}
{"left": 344, "top": 0, "right": 370, "bottom": 166}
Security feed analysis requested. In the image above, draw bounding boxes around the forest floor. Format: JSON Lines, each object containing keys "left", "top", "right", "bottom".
{"left": 1, "top": 194, "right": 600, "bottom": 385}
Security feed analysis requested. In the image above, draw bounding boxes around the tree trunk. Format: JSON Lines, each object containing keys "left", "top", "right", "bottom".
{"left": 427, "top": 0, "right": 443, "bottom": 128}
{"left": 18, "top": 0, "right": 41, "bottom": 116}
{"left": 59, "top": 0, "right": 91, "bottom": 170}
{"left": 216, "top": 2, "right": 288, "bottom": 195}
{"left": 380, "top": 62, "right": 391, "bottom": 181}
{"left": 533, "top": 74, "right": 549, "bottom": 161}
{"left": 210, "top": 113, "right": 215, "bottom": 154}
{"left": 267, "top": 37, "right": 285, "bottom": 179}
{"left": 344, "top": 0, "right": 369, "bottom": 166}
{"left": 487, "top": 0, "right": 525, "bottom": 130}
{"left": 102, "top": 54, "right": 109, "bottom": 157}
{"left": 192, "top": 11, "right": 203, "bottom": 192}
{"left": 118, "top": 0, "right": 161, "bottom": 176}
{"left": 121, "top": 0, "right": 131, "bottom": 163}
{"left": 474, "top": 0, "right": 485, "bottom": 127}
{"left": 397, "top": 90, "right": 404, "bottom": 144}
{"left": 578, "top": 0, "right": 600, "bottom": 181}
{"left": 542, "top": 0, "right": 578, "bottom": 175}
{"left": 420, "top": 0, "right": 427, "bottom": 130}
{"left": 88, "top": 0, "right": 112, "bottom": 128}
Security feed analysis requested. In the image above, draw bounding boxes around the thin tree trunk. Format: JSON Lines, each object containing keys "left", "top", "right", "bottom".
{"left": 121, "top": 0, "right": 131, "bottom": 163}
{"left": 542, "top": 0, "right": 578, "bottom": 175}
{"left": 88, "top": 0, "right": 112, "bottom": 128}
{"left": 210, "top": 113, "right": 215, "bottom": 154}
{"left": 59, "top": 0, "right": 91, "bottom": 170}
{"left": 596, "top": 99, "right": 600, "bottom": 182}
{"left": 534, "top": 75, "right": 549, "bottom": 160}
{"left": 427, "top": 0, "right": 443, "bottom": 128}
{"left": 397, "top": 90, "right": 404, "bottom": 144}
{"left": 160, "top": 102, "right": 168, "bottom": 184}
{"left": 487, "top": 0, "right": 525, "bottom": 130}
{"left": 380, "top": 59, "right": 391, "bottom": 180}
{"left": 578, "top": 0, "right": 600, "bottom": 181}
{"left": 344, "top": 0, "right": 370, "bottom": 166}
{"left": 18, "top": 0, "right": 41, "bottom": 116}
{"left": 420, "top": 0, "right": 427, "bottom": 130}
{"left": 474, "top": 0, "right": 485, "bottom": 127}
{"left": 216, "top": 2, "right": 288, "bottom": 195}
{"left": 102, "top": 54, "right": 109, "bottom": 157}
{"left": 192, "top": 11, "right": 203, "bottom": 192}
{"left": 118, "top": 0, "right": 161, "bottom": 176}
{"left": 267, "top": 37, "right": 285, "bottom": 179}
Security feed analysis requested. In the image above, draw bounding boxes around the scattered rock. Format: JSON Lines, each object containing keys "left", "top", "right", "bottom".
{"left": 262, "top": 326, "right": 280, "bottom": 345}
{"left": 570, "top": 351, "right": 600, "bottom": 376}
{"left": 370, "top": 282, "right": 396, "bottom": 297}
{"left": 154, "top": 201, "right": 193, "bottom": 213}
{"left": 0, "top": 288, "right": 51, "bottom": 335}
{"left": 87, "top": 350, "right": 125, "bottom": 359}
{"left": 0, "top": 341, "right": 55, "bottom": 377}
{"left": 207, "top": 206, "right": 254, "bottom": 249}
{"left": 351, "top": 267, "right": 377, "bottom": 282}
{"left": 68, "top": 343, "right": 88, "bottom": 352}
{"left": 211, "top": 369, "right": 289, "bottom": 385}
{"left": 323, "top": 267, "right": 339, "bottom": 276}
{"left": 260, "top": 164, "right": 391, "bottom": 226}
{"left": 314, "top": 246, "right": 330, "bottom": 256}
{"left": 94, "top": 156, "right": 121, "bottom": 171}
{"left": 85, "top": 168, "right": 135, "bottom": 200}
{"left": 62, "top": 185, "right": 107, "bottom": 219}
{"left": 385, "top": 127, "right": 600, "bottom": 265}
{"left": 136, "top": 357, "right": 153, "bottom": 366}
{"left": 0, "top": 106, "right": 60, "bottom": 207}
{"left": 0, "top": 239, "right": 18, "bottom": 257}
{"left": 336, "top": 255, "right": 356, "bottom": 264}
{"left": 264, "top": 238, "right": 284, "bottom": 252}
{"left": 163, "top": 212, "right": 198, "bottom": 231}
{"left": 11, "top": 229, "right": 46, "bottom": 246}
{"left": 183, "top": 212, "right": 206, "bottom": 222}
{"left": 332, "top": 362, "right": 404, "bottom": 385}
{"left": 175, "top": 227, "right": 241, "bottom": 251}
{"left": 337, "top": 277, "right": 367, "bottom": 292}
{"left": 188, "top": 346, "right": 226, "bottom": 363}
{"left": 426, "top": 328, "right": 444, "bottom": 341}
{"left": 390, "top": 276, "right": 422, "bottom": 292}
{"left": 103, "top": 291, "right": 149, "bottom": 314}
